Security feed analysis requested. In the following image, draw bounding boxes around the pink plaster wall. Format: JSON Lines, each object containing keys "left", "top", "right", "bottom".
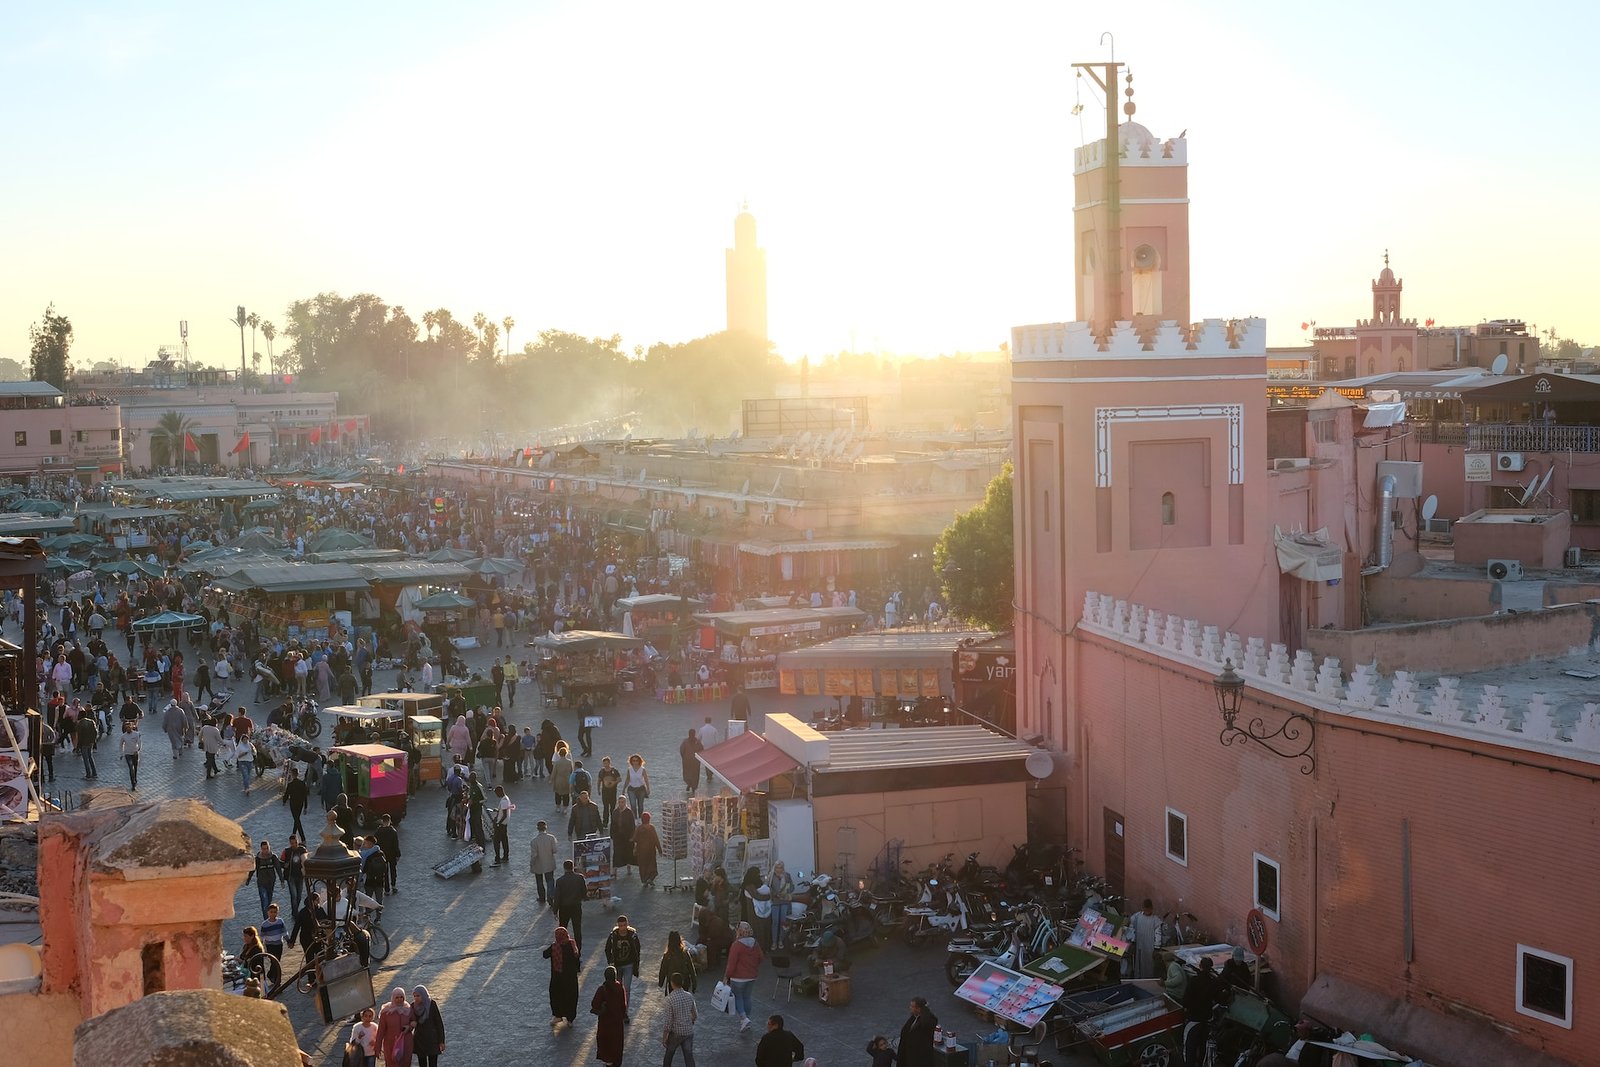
{"left": 1073, "top": 633, "right": 1599, "bottom": 1065}
{"left": 1302, "top": 600, "right": 1600, "bottom": 674}
{"left": 1453, "top": 509, "right": 1569, "bottom": 569}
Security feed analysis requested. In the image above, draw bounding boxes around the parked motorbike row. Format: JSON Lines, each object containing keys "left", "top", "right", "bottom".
{"left": 773, "top": 846, "right": 1138, "bottom": 974}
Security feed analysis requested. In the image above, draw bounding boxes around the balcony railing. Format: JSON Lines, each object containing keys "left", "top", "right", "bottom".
{"left": 1466, "top": 423, "right": 1600, "bottom": 453}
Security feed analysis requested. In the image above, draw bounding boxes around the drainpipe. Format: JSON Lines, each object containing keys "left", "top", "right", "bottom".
{"left": 1376, "top": 474, "right": 1396, "bottom": 570}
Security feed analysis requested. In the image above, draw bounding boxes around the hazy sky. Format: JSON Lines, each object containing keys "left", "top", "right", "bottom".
{"left": 3, "top": 1, "right": 1597, "bottom": 370}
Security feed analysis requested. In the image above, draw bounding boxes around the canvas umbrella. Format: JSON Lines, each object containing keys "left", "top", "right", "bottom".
{"left": 309, "top": 528, "right": 374, "bottom": 553}
{"left": 131, "top": 610, "right": 205, "bottom": 634}
{"left": 46, "top": 555, "right": 91, "bottom": 572}
{"left": 465, "top": 557, "right": 523, "bottom": 577}
{"left": 180, "top": 540, "right": 215, "bottom": 556}
{"left": 242, "top": 497, "right": 282, "bottom": 514}
{"left": 41, "top": 533, "right": 103, "bottom": 552}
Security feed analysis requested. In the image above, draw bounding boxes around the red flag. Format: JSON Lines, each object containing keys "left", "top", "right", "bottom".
{"left": 183, "top": 432, "right": 199, "bottom": 453}
{"left": 396, "top": 464, "right": 405, "bottom": 474}
{"left": 345, "top": 419, "right": 358, "bottom": 433}
{"left": 229, "top": 432, "right": 250, "bottom": 456}
{"left": 310, "top": 427, "right": 322, "bottom": 444}
{"left": 1425, "top": 318, "right": 1436, "bottom": 327}
{"left": 330, "top": 420, "right": 340, "bottom": 440}
{"left": 1300, "top": 322, "right": 1309, "bottom": 331}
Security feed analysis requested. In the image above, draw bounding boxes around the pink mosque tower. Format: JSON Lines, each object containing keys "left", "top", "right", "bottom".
{"left": 1010, "top": 66, "right": 1273, "bottom": 749}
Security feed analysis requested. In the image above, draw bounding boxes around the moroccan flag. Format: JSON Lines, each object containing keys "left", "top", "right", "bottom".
{"left": 310, "top": 427, "right": 322, "bottom": 444}
{"left": 229, "top": 432, "right": 250, "bottom": 456}
{"left": 183, "top": 432, "right": 199, "bottom": 453}
{"left": 345, "top": 419, "right": 358, "bottom": 433}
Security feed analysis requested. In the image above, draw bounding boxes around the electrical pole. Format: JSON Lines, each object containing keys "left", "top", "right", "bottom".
{"left": 1072, "top": 59, "right": 1128, "bottom": 333}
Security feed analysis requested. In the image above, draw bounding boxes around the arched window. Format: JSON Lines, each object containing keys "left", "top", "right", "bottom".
{"left": 1161, "top": 492, "right": 1176, "bottom": 526}
{"left": 1368, "top": 357, "right": 1377, "bottom": 375}
{"left": 1396, "top": 358, "right": 1407, "bottom": 372}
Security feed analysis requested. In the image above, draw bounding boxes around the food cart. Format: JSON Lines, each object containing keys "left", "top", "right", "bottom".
{"left": 406, "top": 715, "right": 444, "bottom": 786}
{"left": 435, "top": 677, "right": 499, "bottom": 712}
{"left": 613, "top": 593, "right": 699, "bottom": 649}
{"left": 532, "top": 630, "right": 643, "bottom": 707}
{"left": 329, "top": 743, "right": 409, "bottom": 827}
{"left": 326, "top": 706, "right": 406, "bottom": 747}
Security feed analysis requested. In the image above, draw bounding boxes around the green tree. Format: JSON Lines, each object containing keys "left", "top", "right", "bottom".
{"left": 260, "top": 320, "right": 277, "bottom": 376}
{"left": 934, "top": 463, "right": 1014, "bottom": 630}
{"left": 29, "top": 304, "right": 73, "bottom": 389}
{"left": 150, "top": 410, "right": 197, "bottom": 471}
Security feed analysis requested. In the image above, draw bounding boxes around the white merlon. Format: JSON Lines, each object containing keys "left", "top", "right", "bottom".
{"left": 1075, "top": 590, "right": 1600, "bottom": 764}
{"left": 1011, "top": 318, "right": 1267, "bottom": 361}
{"left": 1074, "top": 135, "right": 1188, "bottom": 173}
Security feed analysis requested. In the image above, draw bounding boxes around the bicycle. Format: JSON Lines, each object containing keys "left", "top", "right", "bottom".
{"left": 347, "top": 902, "right": 391, "bottom": 962}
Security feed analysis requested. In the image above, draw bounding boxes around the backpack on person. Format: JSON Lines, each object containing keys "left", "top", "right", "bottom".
{"left": 571, "top": 768, "right": 591, "bottom": 795}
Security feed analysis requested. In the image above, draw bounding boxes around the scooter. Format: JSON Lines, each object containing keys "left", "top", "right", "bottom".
{"left": 902, "top": 877, "right": 972, "bottom": 946}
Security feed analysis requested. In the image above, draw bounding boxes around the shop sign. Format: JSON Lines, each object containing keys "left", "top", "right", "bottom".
{"left": 749, "top": 620, "right": 822, "bottom": 637}
{"left": 1464, "top": 453, "right": 1492, "bottom": 483}
{"left": 958, "top": 651, "right": 1016, "bottom": 683}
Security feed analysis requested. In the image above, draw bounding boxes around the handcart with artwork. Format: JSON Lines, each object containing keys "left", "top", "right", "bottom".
{"left": 574, "top": 834, "right": 615, "bottom": 902}
{"left": 1053, "top": 983, "right": 1184, "bottom": 1066}
{"left": 954, "top": 961, "right": 1066, "bottom": 1049}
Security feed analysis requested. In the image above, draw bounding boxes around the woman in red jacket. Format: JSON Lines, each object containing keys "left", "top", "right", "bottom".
{"left": 723, "top": 920, "right": 764, "bottom": 1033}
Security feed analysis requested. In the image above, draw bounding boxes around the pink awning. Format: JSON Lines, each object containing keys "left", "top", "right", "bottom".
{"left": 696, "top": 731, "right": 799, "bottom": 793}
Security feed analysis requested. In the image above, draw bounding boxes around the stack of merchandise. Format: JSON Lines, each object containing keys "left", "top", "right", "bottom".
{"left": 659, "top": 799, "right": 689, "bottom": 861}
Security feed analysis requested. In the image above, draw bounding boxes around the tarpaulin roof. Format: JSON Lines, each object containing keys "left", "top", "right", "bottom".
{"left": 211, "top": 562, "right": 370, "bottom": 594}
{"left": 696, "top": 730, "right": 800, "bottom": 793}
{"left": 532, "top": 630, "right": 644, "bottom": 653}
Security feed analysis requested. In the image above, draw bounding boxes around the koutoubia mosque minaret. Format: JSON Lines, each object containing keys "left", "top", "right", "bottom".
{"left": 725, "top": 202, "right": 768, "bottom": 346}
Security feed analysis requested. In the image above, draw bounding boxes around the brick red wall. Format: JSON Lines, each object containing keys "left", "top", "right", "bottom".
{"left": 1072, "top": 633, "right": 1596, "bottom": 1063}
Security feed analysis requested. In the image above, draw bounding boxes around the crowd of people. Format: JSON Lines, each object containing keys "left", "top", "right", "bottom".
{"left": 1, "top": 466, "right": 972, "bottom": 1067}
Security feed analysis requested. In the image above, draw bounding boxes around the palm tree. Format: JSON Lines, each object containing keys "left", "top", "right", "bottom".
{"left": 422, "top": 309, "right": 439, "bottom": 341}
{"left": 502, "top": 316, "right": 515, "bottom": 358}
{"left": 151, "top": 411, "right": 197, "bottom": 472}
{"left": 247, "top": 312, "right": 260, "bottom": 380}
{"left": 260, "top": 320, "right": 277, "bottom": 377}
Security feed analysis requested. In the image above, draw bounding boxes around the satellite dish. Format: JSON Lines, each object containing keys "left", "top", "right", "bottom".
{"left": 638, "top": 467, "right": 648, "bottom": 483}
{"left": 1535, "top": 467, "right": 1555, "bottom": 501}
{"left": 1491, "top": 353, "right": 1509, "bottom": 376}
{"left": 1025, "top": 750, "right": 1055, "bottom": 780}
{"left": 740, "top": 478, "right": 750, "bottom": 496}
{"left": 1517, "top": 476, "right": 1538, "bottom": 506}
{"left": 1421, "top": 495, "right": 1438, "bottom": 521}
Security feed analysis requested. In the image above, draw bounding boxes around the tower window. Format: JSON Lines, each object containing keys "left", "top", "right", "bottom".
{"left": 1368, "top": 358, "right": 1376, "bottom": 375}
{"left": 1161, "top": 492, "right": 1176, "bottom": 525}
{"left": 1042, "top": 490, "right": 1050, "bottom": 532}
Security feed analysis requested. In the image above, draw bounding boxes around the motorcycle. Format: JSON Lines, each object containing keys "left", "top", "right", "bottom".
{"left": 902, "top": 876, "right": 973, "bottom": 946}
{"left": 945, "top": 901, "right": 1061, "bottom": 985}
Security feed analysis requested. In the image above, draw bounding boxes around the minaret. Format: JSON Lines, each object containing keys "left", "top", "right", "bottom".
{"left": 725, "top": 203, "right": 768, "bottom": 346}
{"left": 1369, "top": 251, "right": 1403, "bottom": 324}
{"left": 1072, "top": 107, "right": 1191, "bottom": 331}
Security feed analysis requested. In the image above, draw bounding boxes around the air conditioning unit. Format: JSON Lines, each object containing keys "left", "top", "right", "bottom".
{"left": 1422, "top": 517, "right": 1454, "bottom": 535}
{"left": 731, "top": 499, "right": 746, "bottom": 514}
{"left": 702, "top": 504, "right": 718, "bottom": 519}
{"left": 1567, "top": 546, "right": 1583, "bottom": 568}
{"left": 1497, "top": 452, "right": 1525, "bottom": 472}
{"left": 1487, "top": 559, "right": 1524, "bottom": 581}
{"left": 1274, "top": 458, "right": 1312, "bottom": 471}
{"left": 760, "top": 512, "right": 775, "bottom": 526}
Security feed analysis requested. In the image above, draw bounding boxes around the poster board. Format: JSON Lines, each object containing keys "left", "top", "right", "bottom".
{"left": 778, "top": 670, "right": 796, "bottom": 695}
{"left": 574, "top": 835, "right": 614, "bottom": 899}
{"left": 722, "top": 833, "right": 747, "bottom": 874}
{"left": 920, "top": 669, "right": 941, "bottom": 697}
{"left": 743, "top": 838, "right": 774, "bottom": 878}
{"left": 954, "top": 961, "right": 1064, "bottom": 1029}
{"left": 899, "top": 668, "right": 919, "bottom": 696}
{"left": 800, "top": 670, "right": 820, "bottom": 696}
{"left": 855, "top": 668, "right": 876, "bottom": 696}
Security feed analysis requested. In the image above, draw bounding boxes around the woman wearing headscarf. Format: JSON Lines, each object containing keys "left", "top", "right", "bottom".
{"left": 410, "top": 986, "right": 445, "bottom": 1067}
{"left": 611, "top": 795, "right": 637, "bottom": 879}
{"left": 543, "top": 925, "right": 580, "bottom": 1027}
{"left": 374, "top": 986, "right": 413, "bottom": 1067}
{"left": 589, "top": 965, "right": 629, "bottom": 1067}
{"left": 633, "top": 811, "right": 661, "bottom": 889}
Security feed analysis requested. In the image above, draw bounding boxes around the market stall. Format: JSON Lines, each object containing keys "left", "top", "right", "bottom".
{"left": 694, "top": 606, "right": 867, "bottom": 690}
{"left": 209, "top": 561, "right": 371, "bottom": 644}
{"left": 748, "top": 714, "right": 1035, "bottom": 880}
{"left": 776, "top": 629, "right": 992, "bottom": 721}
{"left": 531, "top": 630, "right": 643, "bottom": 707}
{"left": 613, "top": 593, "right": 699, "bottom": 649}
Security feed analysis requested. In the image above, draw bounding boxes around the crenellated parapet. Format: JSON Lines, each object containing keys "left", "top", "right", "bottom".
{"left": 1074, "top": 134, "right": 1187, "bottom": 172}
{"left": 1012, "top": 317, "right": 1266, "bottom": 361}
{"left": 1078, "top": 590, "right": 1600, "bottom": 765}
